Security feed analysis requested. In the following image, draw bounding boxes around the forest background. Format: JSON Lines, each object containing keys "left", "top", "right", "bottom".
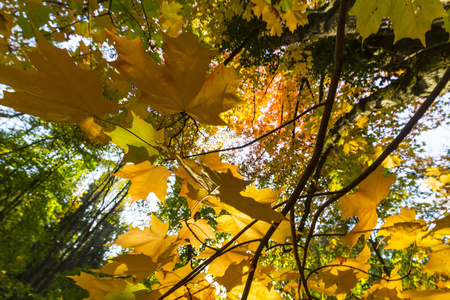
{"left": 0, "top": 0, "right": 450, "bottom": 299}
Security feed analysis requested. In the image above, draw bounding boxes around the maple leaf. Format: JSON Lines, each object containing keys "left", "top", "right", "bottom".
{"left": 154, "top": 263, "right": 205, "bottom": 299}
{"left": 178, "top": 218, "right": 215, "bottom": 248}
{"left": 311, "top": 246, "right": 371, "bottom": 296}
{"left": 241, "top": 183, "right": 284, "bottom": 204}
{"left": 0, "top": 11, "right": 13, "bottom": 40}
{"left": 214, "top": 260, "right": 249, "bottom": 291}
{"left": 390, "top": 0, "right": 447, "bottom": 46}
{"left": 217, "top": 206, "right": 291, "bottom": 251}
{"left": 114, "top": 162, "right": 171, "bottom": 204}
{"left": 338, "top": 166, "right": 395, "bottom": 249}
{"left": 424, "top": 214, "right": 450, "bottom": 238}
{"left": 281, "top": 2, "right": 308, "bottom": 32}
{"left": 402, "top": 289, "right": 450, "bottom": 299}
{"left": 424, "top": 245, "right": 450, "bottom": 276}
{"left": 251, "top": 0, "right": 272, "bottom": 20}
{"left": 94, "top": 253, "right": 160, "bottom": 283}
{"left": 176, "top": 156, "right": 285, "bottom": 223}
{"left": 350, "top": 0, "right": 447, "bottom": 46}
{"left": 377, "top": 207, "right": 426, "bottom": 250}
{"left": 107, "top": 31, "right": 243, "bottom": 125}
{"left": 200, "top": 152, "right": 242, "bottom": 179}
{"left": 423, "top": 177, "right": 444, "bottom": 191}
{"left": 106, "top": 112, "right": 164, "bottom": 163}
{"left": 361, "top": 267, "right": 403, "bottom": 300}
{"left": 158, "top": 1, "right": 184, "bottom": 37}
{"left": 68, "top": 272, "right": 128, "bottom": 300}
{"left": 0, "top": 29, "right": 120, "bottom": 140}
{"left": 107, "top": 214, "right": 178, "bottom": 261}
{"left": 348, "top": 0, "right": 389, "bottom": 42}
{"left": 198, "top": 247, "right": 249, "bottom": 278}
{"left": 229, "top": 281, "right": 283, "bottom": 300}
{"left": 203, "top": 168, "right": 286, "bottom": 224}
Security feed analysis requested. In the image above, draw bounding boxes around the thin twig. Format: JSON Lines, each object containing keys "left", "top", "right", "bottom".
{"left": 157, "top": 219, "right": 259, "bottom": 299}
{"left": 183, "top": 217, "right": 218, "bottom": 251}
{"left": 183, "top": 102, "right": 325, "bottom": 158}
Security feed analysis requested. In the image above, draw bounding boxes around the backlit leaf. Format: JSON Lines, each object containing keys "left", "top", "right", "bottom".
{"left": 424, "top": 245, "right": 450, "bottom": 276}
{"left": 107, "top": 214, "right": 178, "bottom": 261}
{"left": 114, "top": 162, "right": 171, "bottom": 204}
{"left": 178, "top": 218, "right": 215, "bottom": 248}
{"left": 338, "top": 166, "right": 395, "bottom": 249}
{"left": 378, "top": 207, "right": 426, "bottom": 249}
{"left": 0, "top": 29, "right": 120, "bottom": 140}
{"left": 108, "top": 31, "right": 243, "bottom": 125}
{"left": 106, "top": 113, "right": 164, "bottom": 163}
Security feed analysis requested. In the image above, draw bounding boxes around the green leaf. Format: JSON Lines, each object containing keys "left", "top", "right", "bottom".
{"left": 350, "top": 0, "right": 447, "bottom": 46}
{"left": 106, "top": 112, "right": 164, "bottom": 163}
{"left": 390, "top": 0, "right": 447, "bottom": 46}
{"left": 348, "top": 0, "right": 390, "bottom": 42}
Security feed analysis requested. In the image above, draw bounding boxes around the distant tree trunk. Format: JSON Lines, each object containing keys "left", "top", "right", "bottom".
{"left": 15, "top": 164, "right": 129, "bottom": 297}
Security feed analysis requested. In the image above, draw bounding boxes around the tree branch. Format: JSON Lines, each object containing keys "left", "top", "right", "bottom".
{"left": 183, "top": 102, "right": 325, "bottom": 158}
{"left": 241, "top": 1, "right": 350, "bottom": 299}
{"left": 302, "top": 66, "right": 450, "bottom": 290}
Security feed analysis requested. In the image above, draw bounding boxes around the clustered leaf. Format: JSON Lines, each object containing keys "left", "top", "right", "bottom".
{"left": 350, "top": 0, "right": 448, "bottom": 45}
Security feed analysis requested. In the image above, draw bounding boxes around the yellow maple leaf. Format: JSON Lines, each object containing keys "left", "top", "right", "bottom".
{"left": 311, "top": 246, "right": 371, "bottom": 297}
{"left": 0, "top": 11, "right": 14, "bottom": 40}
{"left": 106, "top": 112, "right": 164, "bottom": 164}
{"left": 215, "top": 260, "right": 248, "bottom": 291}
{"left": 423, "top": 177, "right": 444, "bottom": 191}
{"left": 107, "top": 214, "right": 178, "bottom": 261}
{"left": 425, "top": 214, "right": 450, "bottom": 238}
{"left": 68, "top": 272, "right": 128, "bottom": 300}
{"left": 200, "top": 152, "right": 242, "bottom": 179}
{"left": 217, "top": 206, "right": 291, "bottom": 251}
{"left": 176, "top": 157, "right": 286, "bottom": 223}
{"left": 383, "top": 154, "right": 402, "bottom": 169}
{"left": 424, "top": 245, "right": 450, "bottom": 276}
{"left": 114, "top": 162, "right": 171, "bottom": 204}
{"left": 338, "top": 166, "right": 395, "bottom": 249}
{"left": 107, "top": 31, "right": 244, "bottom": 125}
{"left": 402, "top": 289, "right": 450, "bottom": 299}
{"left": 426, "top": 167, "right": 441, "bottom": 177}
{"left": 251, "top": 0, "right": 272, "bottom": 19}
{"left": 178, "top": 218, "right": 215, "bottom": 248}
{"left": 361, "top": 267, "right": 403, "bottom": 299}
{"left": 206, "top": 169, "right": 286, "bottom": 224}
{"left": 93, "top": 253, "right": 159, "bottom": 283}
{"left": 0, "top": 29, "right": 120, "bottom": 140}
{"left": 281, "top": 2, "right": 308, "bottom": 33}
{"left": 158, "top": 1, "right": 183, "bottom": 37}
{"left": 241, "top": 183, "right": 284, "bottom": 204}
{"left": 377, "top": 207, "right": 426, "bottom": 249}
{"left": 155, "top": 263, "right": 204, "bottom": 299}
{"left": 268, "top": 20, "right": 284, "bottom": 36}
{"left": 229, "top": 281, "right": 283, "bottom": 300}
{"left": 198, "top": 247, "right": 249, "bottom": 278}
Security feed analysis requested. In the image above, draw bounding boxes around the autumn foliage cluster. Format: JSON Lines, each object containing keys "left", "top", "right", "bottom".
{"left": 1, "top": 0, "right": 450, "bottom": 299}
